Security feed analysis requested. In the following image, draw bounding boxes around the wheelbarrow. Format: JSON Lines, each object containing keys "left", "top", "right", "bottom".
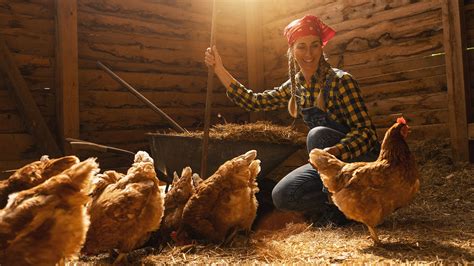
{"left": 147, "top": 133, "right": 301, "bottom": 180}
{"left": 148, "top": 133, "right": 303, "bottom": 220}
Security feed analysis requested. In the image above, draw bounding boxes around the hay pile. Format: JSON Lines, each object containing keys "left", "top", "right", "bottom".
{"left": 170, "top": 121, "right": 306, "bottom": 145}
{"left": 78, "top": 139, "right": 474, "bottom": 264}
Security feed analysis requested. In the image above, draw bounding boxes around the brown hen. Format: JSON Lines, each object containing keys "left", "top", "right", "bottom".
{"left": 0, "top": 158, "right": 98, "bottom": 265}
{"left": 159, "top": 167, "right": 198, "bottom": 242}
{"left": 309, "top": 117, "right": 420, "bottom": 244}
{"left": 82, "top": 151, "right": 164, "bottom": 261}
{"left": 179, "top": 150, "right": 261, "bottom": 244}
{"left": 0, "top": 155, "right": 80, "bottom": 208}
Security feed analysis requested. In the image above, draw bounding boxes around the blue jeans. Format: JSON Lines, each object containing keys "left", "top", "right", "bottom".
{"left": 271, "top": 126, "right": 378, "bottom": 225}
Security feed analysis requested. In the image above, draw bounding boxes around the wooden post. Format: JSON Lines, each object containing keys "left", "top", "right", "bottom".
{"left": 441, "top": 0, "right": 470, "bottom": 161}
{"left": 0, "top": 36, "right": 61, "bottom": 157}
{"left": 245, "top": 0, "right": 265, "bottom": 122}
{"left": 55, "top": 0, "right": 79, "bottom": 154}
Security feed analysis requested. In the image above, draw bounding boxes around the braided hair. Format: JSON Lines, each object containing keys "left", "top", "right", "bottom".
{"left": 287, "top": 48, "right": 299, "bottom": 118}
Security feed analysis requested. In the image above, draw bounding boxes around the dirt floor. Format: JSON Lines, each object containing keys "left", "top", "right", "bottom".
{"left": 77, "top": 139, "right": 474, "bottom": 265}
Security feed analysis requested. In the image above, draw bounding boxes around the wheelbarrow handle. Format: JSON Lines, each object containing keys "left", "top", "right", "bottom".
{"left": 66, "top": 138, "right": 135, "bottom": 156}
{"left": 96, "top": 61, "right": 188, "bottom": 134}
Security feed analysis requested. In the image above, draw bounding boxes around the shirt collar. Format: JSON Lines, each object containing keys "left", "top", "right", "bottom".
{"left": 296, "top": 71, "right": 319, "bottom": 89}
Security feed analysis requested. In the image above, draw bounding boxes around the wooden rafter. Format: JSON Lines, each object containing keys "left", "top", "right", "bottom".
{"left": 0, "top": 36, "right": 61, "bottom": 157}
{"left": 441, "top": 0, "right": 470, "bottom": 161}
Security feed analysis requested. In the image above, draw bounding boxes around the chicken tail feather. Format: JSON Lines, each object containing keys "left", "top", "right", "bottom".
{"left": 63, "top": 158, "right": 99, "bottom": 190}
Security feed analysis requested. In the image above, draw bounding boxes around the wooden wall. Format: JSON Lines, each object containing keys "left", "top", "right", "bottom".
{"left": 260, "top": 0, "right": 449, "bottom": 141}
{"left": 0, "top": 0, "right": 249, "bottom": 173}
{"left": 466, "top": 2, "right": 474, "bottom": 123}
{"left": 76, "top": 0, "right": 249, "bottom": 167}
{"left": 0, "top": 0, "right": 55, "bottom": 171}
{"left": 1, "top": 0, "right": 471, "bottom": 174}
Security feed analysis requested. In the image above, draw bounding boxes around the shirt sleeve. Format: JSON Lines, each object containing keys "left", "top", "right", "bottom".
{"left": 226, "top": 80, "right": 291, "bottom": 112}
{"left": 334, "top": 74, "right": 378, "bottom": 161}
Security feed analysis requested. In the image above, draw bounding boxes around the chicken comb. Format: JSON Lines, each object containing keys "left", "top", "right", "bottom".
{"left": 397, "top": 117, "right": 407, "bottom": 125}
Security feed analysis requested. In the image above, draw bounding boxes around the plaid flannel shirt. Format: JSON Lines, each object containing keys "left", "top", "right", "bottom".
{"left": 226, "top": 68, "right": 378, "bottom": 161}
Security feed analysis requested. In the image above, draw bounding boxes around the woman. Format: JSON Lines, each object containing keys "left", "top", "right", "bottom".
{"left": 204, "top": 15, "right": 379, "bottom": 225}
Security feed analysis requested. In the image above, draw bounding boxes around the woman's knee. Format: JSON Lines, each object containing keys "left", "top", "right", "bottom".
{"left": 307, "top": 126, "right": 334, "bottom": 151}
{"left": 271, "top": 181, "right": 293, "bottom": 210}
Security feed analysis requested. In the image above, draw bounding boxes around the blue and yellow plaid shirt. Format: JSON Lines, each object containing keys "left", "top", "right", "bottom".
{"left": 227, "top": 68, "right": 378, "bottom": 161}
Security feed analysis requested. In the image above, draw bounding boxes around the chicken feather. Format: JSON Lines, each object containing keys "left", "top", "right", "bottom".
{"left": 83, "top": 151, "right": 164, "bottom": 256}
{"left": 309, "top": 118, "right": 420, "bottom": 244}
{"left": 0, "top": 158, "right": 98, "bottom": 265}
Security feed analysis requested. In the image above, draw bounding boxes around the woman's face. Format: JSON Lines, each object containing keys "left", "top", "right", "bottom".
{"left": 292, "top": 35, "right": 323, "bottom": 74}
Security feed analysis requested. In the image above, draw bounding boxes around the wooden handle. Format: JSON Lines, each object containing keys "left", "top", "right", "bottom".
{"left": 97, "top": 61, "right": 187, "bottom": 133}
{"left": 200, "top": 0, "right": 218, "bottom": 179}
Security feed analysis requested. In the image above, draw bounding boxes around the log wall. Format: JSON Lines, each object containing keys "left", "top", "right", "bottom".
{"left": 77, "top": 0, "right": 249, "bottom": 167}
{"left": 466, "top": 2, "right": 474, "bottom": 122}
{"left": 1, "top": 0, "right": 470, "bottom": 174}
{"left": 260, "top": 0, "right": 449, "bottom": 141}
{"left": 0, "top": 0, "right": 55, "bottom": 172}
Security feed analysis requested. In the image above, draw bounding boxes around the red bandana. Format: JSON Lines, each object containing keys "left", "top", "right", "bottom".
{"left": 284, "top": 15, "right": 336, "bottom": 46}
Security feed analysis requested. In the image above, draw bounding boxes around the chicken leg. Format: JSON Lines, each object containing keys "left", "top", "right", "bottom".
{"left": 367, "top": 225, "right": 381, "bottom": 245}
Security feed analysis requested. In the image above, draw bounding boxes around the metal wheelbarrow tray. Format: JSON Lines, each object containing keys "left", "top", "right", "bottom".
{"left": 147, "top": 133, "right": 302, "bottom": 179}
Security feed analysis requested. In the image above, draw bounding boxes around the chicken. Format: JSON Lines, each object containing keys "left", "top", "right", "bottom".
{"left": 159, "top": 167, "right": 198, "bottom": 242}
{"left": 82, "top": 151, "right": 164, "bottom": 261}
{"left": 0, "top": 155, "right": 80, "bottom": 208}
{"left": 0, "top": 158, "right": 98, "bottom": 265}
{"left": 309, "top": 117, "right": 420, "bottom": 244}
{"left": 179, "top": 150, "right": 261, "bottom": 244}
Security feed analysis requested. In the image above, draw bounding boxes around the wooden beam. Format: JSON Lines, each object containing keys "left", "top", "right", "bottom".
{"left": 245, "top": 0, "right": 265, "bottom": 122}
{"left": 0, "top": 36, "right": 61, "bottom": 157}
{"left": 469, "top": 123, "right": 474, "bottom": 140}
{"left": 441, "top": 0, "right": 470, "bottom": 161}
{"left": 55, "top": 0, "right": 79, "bottom": 153}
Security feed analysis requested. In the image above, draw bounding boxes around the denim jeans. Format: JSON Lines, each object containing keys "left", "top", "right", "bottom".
{"left": 271, "top": 107, "right": 378, "bottom": 225}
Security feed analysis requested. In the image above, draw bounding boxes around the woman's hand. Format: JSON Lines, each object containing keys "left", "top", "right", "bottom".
{"left": 323, "top": 146, "right": 341, "bottom": 157}
{"left": 204, "top": 45, "right": 224, "bottom": 70}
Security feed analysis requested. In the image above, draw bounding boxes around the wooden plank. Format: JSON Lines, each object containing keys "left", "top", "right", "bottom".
{"left": 0, "top": 111, "right": 26, "bottom": 133}
{"left": 441, "top": 0, "right": 470, "bottom": 161}
{"left": 348, "top": 55, "right": 445, "bottom": 79}
{"left": 77, "top": 29, "right": 245, "bottom": 57}
{"left": 469, "top": 123, "right": 474, "bottom": 140}
{"left": 79, "top": 69, "right": 246, "bottom": 94}
{"left": 81, "top": 91, "right": 233, "bottom": 109}
{"left": 0, "top": 133, "right": 38, "bottom": 160}
{"left": 0, "top": 13, "right": 54, "bottom": 35}
{"left": 78, "top": 42, "right": 246, "bottom": 77}
{"left": 358, "top": 65, "right": 446, "bottom": 87}
{"left": 77, "top": 10, "right": 244, "bottom": 46}
{"left": 0, "top": 31, "right": 54, "bottom": 57}
{"left": 0, "top": 0, "right": 54, "bottom": 19}
{"left": 366, "top": 92, "right": 447, "bottom": 116}
{"left": 245, "top": 0, "right": 264, "bottom": 122}
{"left": 372, "top": 109, "right": 448, "bottom": 128}
{"left": 361, "top": 74, "right": 446, "bottom": 102}
{"left": 80, "top": 107, "right": 248, "bottom": 131}
{"left": 0, "top": 36, "right": 60, "bottom": 156}
{"left": 79, "top": 58, "right": 247, "bottom": 81}
{"left": 81, "top": 129, "right": 153, "bottom": 145}
{"left": 55, "top": 0, "right": 79, "bottom": 152}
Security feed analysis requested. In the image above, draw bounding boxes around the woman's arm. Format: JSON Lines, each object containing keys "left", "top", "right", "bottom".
{"left": 205, "top": 46, "right": 236, "bottom": 90}
{"left": 205, "top": 46, "right": 291, "bottom": 112}
{"left": 334, "top": 74, "right": 378, "bottom": 161}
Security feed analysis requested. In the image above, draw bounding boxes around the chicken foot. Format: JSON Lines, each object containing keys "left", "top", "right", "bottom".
{"left": 367, "top": 225, "right": 381, "bottom": 245}
{"left": 112, "top": 252, "right": 128, "bottom": 265}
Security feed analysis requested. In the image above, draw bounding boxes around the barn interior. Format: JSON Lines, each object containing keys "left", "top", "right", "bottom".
{"left": 0, "top": 0, "right": 473, "bottom": 264}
